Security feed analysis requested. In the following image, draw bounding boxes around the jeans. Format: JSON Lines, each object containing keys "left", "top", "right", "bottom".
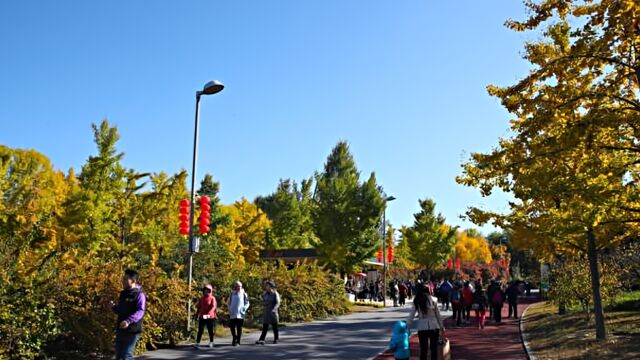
{"left": 196, "top": 318, "right": 216, "bottom": 343}
{"left": 417, "top": 329, "right": 439, "bottom": 360}
{"left": 115, "top": 331, "right": 140, "bottom": 360}
{"left": 229, "top": 318, "right": 244, "bottom": 344}
{"left": 259, "top": 322, "right": 279, "bottom": 341}
{"left": 508, "top": 301, "right": 518, "bottom": 318}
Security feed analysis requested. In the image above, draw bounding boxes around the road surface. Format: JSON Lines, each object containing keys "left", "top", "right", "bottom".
{"left": 142, "top": 303, "right": 451, "bottom": 360}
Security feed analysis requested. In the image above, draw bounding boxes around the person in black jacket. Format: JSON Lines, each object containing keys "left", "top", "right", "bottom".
{"left": 111, "top": 269, "right": 146, "bottom": 360}
{"left": 506, "top": 281, "right": 521, "bottom": 318}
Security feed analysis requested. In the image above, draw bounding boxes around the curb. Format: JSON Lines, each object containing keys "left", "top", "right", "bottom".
{"left": 519, "top": 302, "right": 536, "bottom": 360}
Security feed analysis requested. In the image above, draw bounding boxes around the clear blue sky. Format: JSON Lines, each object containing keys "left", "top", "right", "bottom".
{"left": 1, "top": 1, "right": 532, "bottom": 234}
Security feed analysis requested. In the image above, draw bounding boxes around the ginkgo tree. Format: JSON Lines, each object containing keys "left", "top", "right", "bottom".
{"left": 458, "top": 0, "right": 640, "bottom": 340}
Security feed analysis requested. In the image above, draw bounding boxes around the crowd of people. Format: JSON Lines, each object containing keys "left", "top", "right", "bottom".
{"left": 388, "top": 277, "right": 531, "bottom": 360}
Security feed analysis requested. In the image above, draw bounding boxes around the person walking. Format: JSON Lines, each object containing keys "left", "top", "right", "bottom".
{"left": 490, "top": 281, "right": 505, "bottom": 323}
{"left": 406, "top": 284, "right": 445, "bottom": 360}
{"left": 227, "top": 281, "right": 250, "bottom": 346}
{"left": 439, "top": 279, "right": 453, "bottom": 311}
{"left": 506, "top": 281, "right": 521, "bottom": 318}
{"left": 398, "top": 281, "right": 408, "bottom": 307}
{"left": 450, "top": 283, "right": 463, "bottom": 326}
{"left": 390, "top": 280, "right": 399, "bottom": 307}
{"left": 462, "top": 281, "right": 474, "bottom": 324}
{"left": 472, "top": 283, "right": 489, "bottom": 330}
{"left": 111, "top": 269, "right": 146, "bottom": 360}
{"left": 194, "top": 284, "right": 217, "bottom": 348}
{"left": 256, "top": 280, "right": 280, "bottom": 345}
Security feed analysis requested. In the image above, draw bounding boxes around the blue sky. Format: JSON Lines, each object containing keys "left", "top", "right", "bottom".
{"left": 1, "top": 1, "right": 532, "bottom": 234}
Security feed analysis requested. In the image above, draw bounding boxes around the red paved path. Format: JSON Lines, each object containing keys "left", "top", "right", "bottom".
{"left": 374, "top": 296, "right": 539, "bottom": 360}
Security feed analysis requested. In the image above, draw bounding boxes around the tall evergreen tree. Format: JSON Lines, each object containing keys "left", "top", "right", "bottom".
{"left": 255, "top": 178, "right": 317, "bottom": 249}
{"left": 402, "top": 199, "right": 457, "bottom": 270}
{"left": 313, "top": 141, "right": 385, "bottom": 274}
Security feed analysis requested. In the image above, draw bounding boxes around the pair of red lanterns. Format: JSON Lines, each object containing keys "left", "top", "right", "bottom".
{"left": 376, "top": 246, "right": 394, "bottom": 263}
{"left": 447, "top": 258, "right": 461, "bottom": 270}
{"left": 178, "top": 196, "right": 211, "bottom": 236}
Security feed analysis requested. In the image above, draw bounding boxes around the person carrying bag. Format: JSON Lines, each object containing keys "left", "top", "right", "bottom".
{"left": 407, "top": 283, "right": 447, "bottom": 360}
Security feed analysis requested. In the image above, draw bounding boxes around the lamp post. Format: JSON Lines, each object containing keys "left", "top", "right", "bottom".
{"left": 187, "top": 80, "right": 224, "bottom": 332}
{"left": 381, "top": 195, "right": 396, "bottom": 307}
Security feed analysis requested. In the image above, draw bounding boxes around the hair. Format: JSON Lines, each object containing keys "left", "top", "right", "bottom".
{"left": 124, "top": 269, "right": 140, "bottom": 283}
{"left": 413, "top": 283, "right": 433, "bottom": 314}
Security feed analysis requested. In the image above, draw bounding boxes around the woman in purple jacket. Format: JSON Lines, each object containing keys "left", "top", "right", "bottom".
{"left": 111, "top": 269, "right": 146, "bottom": 360}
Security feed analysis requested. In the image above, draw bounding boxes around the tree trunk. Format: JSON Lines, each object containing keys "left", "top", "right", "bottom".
{"left": 587, "top": 229, "right": 606, "bottom": 340}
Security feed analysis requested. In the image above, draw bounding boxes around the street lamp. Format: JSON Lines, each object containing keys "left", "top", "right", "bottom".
{"left": 187, "top": 80, "right": 224, "bottom": 332}
{"left": 381, "top": 195, "right": 396, "bottom": 307}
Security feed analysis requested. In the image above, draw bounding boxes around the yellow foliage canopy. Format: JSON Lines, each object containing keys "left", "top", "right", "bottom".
{"left": 455, "top": 232, "right": 492, "bottom": 264}
{"left": 216, "top": 198, "right": 271, "bottom": 264}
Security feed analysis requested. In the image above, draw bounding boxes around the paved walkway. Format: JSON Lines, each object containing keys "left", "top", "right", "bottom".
{"left": 375, "top": 295, "right": 539, "bottom": 360}
{"left": 142, "top": 301, "right": 446, "bottom": 360}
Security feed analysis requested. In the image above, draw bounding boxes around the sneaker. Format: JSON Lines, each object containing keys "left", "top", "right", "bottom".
{"left": 232, "top": 340, "right": 237, "bottom": 346}
{"left": 255, "top": 340, "right": 265, "bottom": 345}
{"left": 192, "top": 343, "right": 200, "bottom": 349}
{"left": 208, "top": 342, "right": 214, "bottom": 348}
{"left": 273, "top": 339, "right": 278, "bottom": 344}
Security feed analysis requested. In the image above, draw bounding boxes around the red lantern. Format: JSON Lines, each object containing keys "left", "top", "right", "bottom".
{"left": 198, "top": 196, "right": 212, "bottom": 235}
{"left": 376, "top": 247, "right": 383, "bottom": 263}
{"left": 447, "top": 258, "right": 453, "bottom": 269}
{"left": 178, "top": 199, "right": 190, "bottom": 236}
{"left": 455, "top": 258, "right": 461, "bottom": 270}
{"left": 387, "top": 246, "right": 394, "bottom": 263}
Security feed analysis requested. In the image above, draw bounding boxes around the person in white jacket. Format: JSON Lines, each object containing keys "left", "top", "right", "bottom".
{"left": 406, "top": 283, "right": 445, "bottom": 360}
{"left": 227, "top": 281, "right": 250, "bottom": 346}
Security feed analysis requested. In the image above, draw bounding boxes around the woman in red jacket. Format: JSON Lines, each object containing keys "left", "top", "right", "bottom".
{"left": 194, "top": 284, "right": 218, "bottom": 348}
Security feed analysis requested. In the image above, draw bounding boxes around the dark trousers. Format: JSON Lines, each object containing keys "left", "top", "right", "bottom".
{"left": 115, "top": 331, "right": 140, "bottom": 360}
{"left": 399, "top": 295, "right": 406, "bottom": 306}
{"left": 196, "top": 318, "right": 216, "bottom": 343}
{"left": 417, "top": 329, "right": 439, "bottom": 360}
{"left": 259, "top": 322, "right": 279, "bottom": 341}
{"left": 441, "top": 296, "right": 450, "bottom": 311}
{"left": 452, "top": 302, "right": 462, "bottom": 325}
{"left": 508, "top": 301, "right": 518, "bottom": 318}
{"left": 463, "top": 304, "right": 471, "bottom": 321}
{"left": 229, "top": 318, "right": 244, "bottom": 344}
{"left": 493, "top": 303, "right": 503, "bottom": 322}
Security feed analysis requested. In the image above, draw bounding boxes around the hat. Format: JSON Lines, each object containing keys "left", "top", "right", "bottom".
{"left": 266, "top": 280, "right": 276, "bottom": 288}
{"left": 203, "top": 284, "right": 213, "bottom": 291}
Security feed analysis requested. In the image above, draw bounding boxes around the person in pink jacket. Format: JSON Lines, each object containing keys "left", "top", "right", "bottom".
{"left": 194, "top": 284, "right": 218, "bottom": 348}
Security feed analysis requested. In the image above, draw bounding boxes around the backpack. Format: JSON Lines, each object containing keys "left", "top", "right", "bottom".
{"left": 451, "top": 290, "right": 461, "bottom": 303}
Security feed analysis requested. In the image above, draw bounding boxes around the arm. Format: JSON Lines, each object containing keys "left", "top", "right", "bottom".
{"left": 211, "top": 296, "right": 218, "bottom": 315}
{"left": 273, "top": 292, "right": 280, "bottom": 312}
{"left": 125, "top": 293, "right": 146, "bottom": 324}
{"left": 243, "top": 293, "right": 250, "bottom": 312}
{"left": 406, "top": 307, "right": 416, "bottom": 328}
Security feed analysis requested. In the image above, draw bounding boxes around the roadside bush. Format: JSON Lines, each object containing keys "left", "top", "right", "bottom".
{"left": 199, "top": 261, "right": 349, "bottom": 326}
{"left": 548, "top": 256, "right": 621, "bottom": 314}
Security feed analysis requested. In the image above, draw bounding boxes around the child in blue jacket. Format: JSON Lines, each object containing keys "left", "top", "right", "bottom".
{"left": 389, "top": 320, "right": 410, "bottom": 360}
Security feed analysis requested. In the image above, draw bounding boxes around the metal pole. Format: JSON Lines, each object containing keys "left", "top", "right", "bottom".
{"left": 382, "top": 208, "right": 386, "bottom": 307}
{"left": 187, "top": 93, "right": 202, "bottom": 333}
